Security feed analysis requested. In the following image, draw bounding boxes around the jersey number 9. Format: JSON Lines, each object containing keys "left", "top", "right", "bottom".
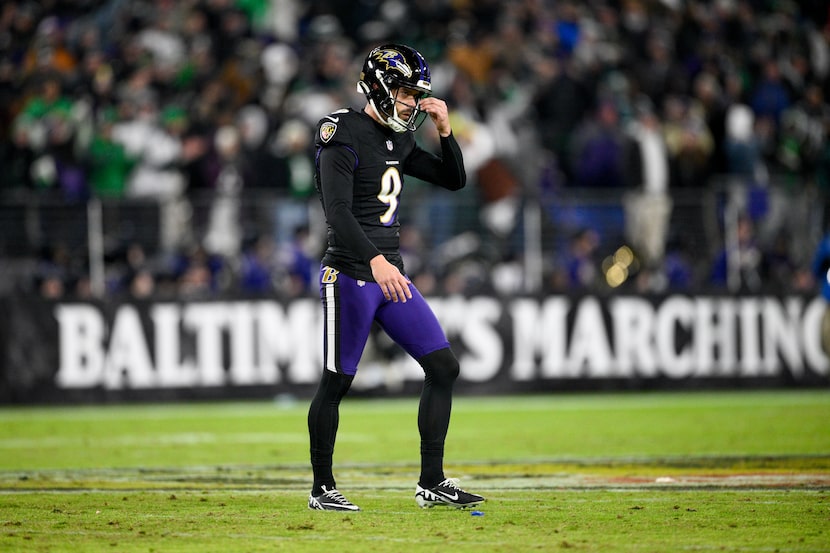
{"left": 378, "top": 166, "right": 402, "bottom": 225}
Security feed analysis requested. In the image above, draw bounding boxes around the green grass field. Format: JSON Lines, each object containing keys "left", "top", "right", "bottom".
{"left": 1, "top": 390, "right": 829, "bottom": 552}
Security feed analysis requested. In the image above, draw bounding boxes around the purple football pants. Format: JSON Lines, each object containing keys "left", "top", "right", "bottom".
{"left": 319, "top": 265, "right": 450, "bottom": 375}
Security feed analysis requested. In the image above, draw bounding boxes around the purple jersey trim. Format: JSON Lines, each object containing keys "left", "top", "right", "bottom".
{"left": 315, "top": 145, "right": 359, "bottom": 171}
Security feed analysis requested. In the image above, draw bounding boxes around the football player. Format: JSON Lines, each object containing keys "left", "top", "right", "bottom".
{"left": 307, "top": 43, "right": 485, "bottom": 511}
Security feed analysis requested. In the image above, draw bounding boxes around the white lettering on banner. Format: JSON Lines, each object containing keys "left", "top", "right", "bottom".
{"left": 228, "top": 302, "right": 257, "bottom": 385}
{"left": 654, "top": 296, "right": 694, "bottom": 378}
{"left": 610, "top": 298, "right": 657, "bottom": 377}
{"left": 763, "top": 298, "right": 804, "bottom": 377}
{"left": 105, "top": 305, "right": 154, "bottom": 389}
{"left": 509, "top": 297, "right": 569, "bottom": 380}
{"left": 694, "top": 298, "right": 736, "bottom": 377}
{"left": 432, "top": 297, "right": 502, "bottom": 382}
{"left": 256, "top": 300, "right": 320, "bottom": 384}
{"left": 285, "top": 300, "right": 323, "bottom": 384}
{"left": 53, "top": 295, "right": 829, "bottom": 390}
{"left": 803, "top": 298, "right": 829, "bottom": 374}
{"left": 255, "top": 301, "right": 285, "bottom": 384}
{"left": 507, "top": 296, "right": 827, "bottom": 380}
{"left": 738, "top": 299, "right": 762, "bottom": 376}
{"left": 152, "top": 304, "right": 198, "bottom": 387}
{"left": 183, "top": 304, "right": 227, "bottom": 386}
{"left": 567, "top": 297, "right": 613, "bottom": 377}
{"left": 54, "top": 300, "right": 323, "bottom": 389}
{"left": 55, "top": 304, "right": 105, "bottom": 388}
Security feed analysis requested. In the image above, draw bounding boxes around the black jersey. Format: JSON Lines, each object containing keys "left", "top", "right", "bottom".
{"left": 314, "top": 108, "right": 465, "bottom": 281}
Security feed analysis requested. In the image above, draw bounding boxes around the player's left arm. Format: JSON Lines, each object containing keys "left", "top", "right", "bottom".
{"left": 406, "top": 97, "right": 466, "bottom": 190}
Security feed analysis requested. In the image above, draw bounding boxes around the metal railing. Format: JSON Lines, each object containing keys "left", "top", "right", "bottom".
{"left": 0, "top": 179, "right": 824, "bottom": 297}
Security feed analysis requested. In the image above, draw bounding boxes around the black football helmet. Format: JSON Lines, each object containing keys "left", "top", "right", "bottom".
{"left": 357, "top": 43, "right": 432, "bottom": 133}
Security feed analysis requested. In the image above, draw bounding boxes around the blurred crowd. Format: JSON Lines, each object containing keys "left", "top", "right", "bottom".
{"left": 1, "top": 0, "right": 830, "bottom": 299}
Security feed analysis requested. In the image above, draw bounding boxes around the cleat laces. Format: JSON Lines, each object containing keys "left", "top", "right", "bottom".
{"left": 320, "top": 487, "right": 351, "bottom": 506}
{"left": 438, "top": 478, "right": 461, "bottom": 490}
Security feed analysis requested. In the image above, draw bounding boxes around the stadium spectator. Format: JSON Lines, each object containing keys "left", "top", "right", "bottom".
{"left": 202, "top": 124, "right": 246, "bottom": 258}
{"left": 724, "top": 103, "right": 765, "bottom": 182}
{"left": 239, "top": 234, "right": 277, "bottom": 295}
{"left": 236, "top": 104, "right": 280, "bottom": 190}
{"left": 812, "top": 232, "right": 830, "bottom": 355}
{"left": 623, "top": 96, "right": 672, "bottom": 291}
{"left": 111, "top": 102, "right": 195, "bottom": 251}
{"left": 750, "top": 59, "right": 792, "bottom": 130}
{"left": 569, "top": 98, "right": 634, "bottom": 189}
{"left": 662, "top": 94, "right": 715, "bottom": 189}
{"left": 532, "top": 55, "right": 593, "bottom": 182}
{"left": 34, "top": 243, "right": 73, "bottom": 298}
{"left": 710, "top": 213, "right": 767, "bottom": 292}
{"left": 128, "top": 267, "right": 156, "bottom": 298}
{"left": 270, "top": 118, "right": 316, "bottom": 247}
{"left": 38, "top": 273, "right": 65, "bottom": 299}
{"left": 692, "top": 71, "right": 729, "bottom": 176}
{"left": 551, "top": 227, "right": 600, "bottom": 292}
{"left": 85, "top": 106, "right": 135, "bottom": 198}
{"left": 1, "top": 0, "right": 829, "bottom": 297}
{"left": 776, "top": 83, "right": 830, "bottom": 182}
{"left": 22, "top": 15, "right": 77, "bottom": 78}
{"left": 14, "top": 73, "right": 87, "bottom": 200}
{"left": 275, "top": 224, "right": 314, "bottom": 298}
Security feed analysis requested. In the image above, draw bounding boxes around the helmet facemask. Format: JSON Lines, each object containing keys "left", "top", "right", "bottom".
{"left": 360, "top": 73, "right": 429, "bottom": 133}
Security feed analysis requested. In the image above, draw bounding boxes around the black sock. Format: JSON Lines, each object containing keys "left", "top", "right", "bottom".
{"left": 308, "top": 369, "right": 353, "bottom": 495}
{"left": 416, "top": 348, "right": 459, "bottom": 488}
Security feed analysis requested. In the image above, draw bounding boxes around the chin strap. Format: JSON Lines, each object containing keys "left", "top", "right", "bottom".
{"left": 369, "top": 98, "right": 408, "bottom": 133}
{"left": 358, "top": 79, "right": 409, "bottom": 133}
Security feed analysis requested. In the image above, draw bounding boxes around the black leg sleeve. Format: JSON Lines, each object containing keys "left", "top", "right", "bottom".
{"left": 308, "top": 369, "right": 354, "bottom": 494}
{"left": 416, "top": 347, "right": 460, "bottom": 488}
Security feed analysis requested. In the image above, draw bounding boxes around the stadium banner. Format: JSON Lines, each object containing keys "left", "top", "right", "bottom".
{"left": 0, "top": 294, "right": 827, "bottom": 403}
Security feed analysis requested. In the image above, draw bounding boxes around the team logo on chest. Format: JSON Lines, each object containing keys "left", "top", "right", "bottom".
{"left": 386, "top": 139, "right": 393, "bottom": 151}
{"left": 320, "top": 122, "right": 337, "bottom": 143}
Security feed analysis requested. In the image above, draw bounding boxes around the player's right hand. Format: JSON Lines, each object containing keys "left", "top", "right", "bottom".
{"left": 370, "top": 254, "right": 412, "bottom": 303}
{"left": 419, "top": 97, "right": 451, "bottom": 137}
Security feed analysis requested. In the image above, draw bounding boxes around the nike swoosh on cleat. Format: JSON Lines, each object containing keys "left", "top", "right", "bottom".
{"left": 436, "top": 491, "right": 459, "bottom": 501}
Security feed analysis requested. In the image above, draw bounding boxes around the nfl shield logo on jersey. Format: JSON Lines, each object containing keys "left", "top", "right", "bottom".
{"left": 386, "top": 139, "right": 393, "bottom": 151}
{"left": 320, "top": 122, "right": 337, "bottom": 143}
